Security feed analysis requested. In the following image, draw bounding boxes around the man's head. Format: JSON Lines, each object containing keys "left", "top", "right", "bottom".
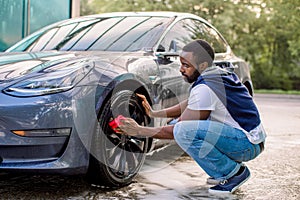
{"left": 179, "top": 39, "right": 215, "bottom": 83}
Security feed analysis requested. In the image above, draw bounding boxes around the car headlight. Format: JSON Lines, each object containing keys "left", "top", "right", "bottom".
{"left": 3, "top": 60, "right": 94, "bottom": 97}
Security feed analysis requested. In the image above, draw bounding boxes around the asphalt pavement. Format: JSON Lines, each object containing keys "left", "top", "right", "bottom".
{"left": 131, "top": 93, "right": 300, "bottom": 200}
{"left": 0, "top": 93, "right": 299, "bottom": 200}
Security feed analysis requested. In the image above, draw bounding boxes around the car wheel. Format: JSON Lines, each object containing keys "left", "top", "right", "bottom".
{"left": 243, "top": 81, "right": 253, "bottom": 96}
{"left": 86, "top": 90, "right": 150, "bottom": 188}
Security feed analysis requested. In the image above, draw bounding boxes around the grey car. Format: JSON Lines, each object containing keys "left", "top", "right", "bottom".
{"left": 0, "top": 12, "right": 253, "bottom": 187}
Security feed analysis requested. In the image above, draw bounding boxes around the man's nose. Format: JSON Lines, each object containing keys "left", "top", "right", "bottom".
{"left": 179, "top": 65, "right": 184, "bottom": 73}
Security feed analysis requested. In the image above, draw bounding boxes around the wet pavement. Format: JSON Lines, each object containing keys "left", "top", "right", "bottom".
{"left": 0, "top": 93, "right": 300, "bottom": 199}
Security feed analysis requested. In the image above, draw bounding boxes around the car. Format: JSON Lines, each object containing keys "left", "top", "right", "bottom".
{"left": 0, "top": 12, "right": 253, "bottom": 188}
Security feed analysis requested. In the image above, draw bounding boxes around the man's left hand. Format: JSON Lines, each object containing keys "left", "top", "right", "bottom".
{"left": 114, "top": 117, "right": 141, "bottom": 136}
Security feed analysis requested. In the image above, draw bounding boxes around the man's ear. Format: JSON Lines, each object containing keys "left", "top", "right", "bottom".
{"left": 198, "top": 62, "right": 208, "bottom": 71}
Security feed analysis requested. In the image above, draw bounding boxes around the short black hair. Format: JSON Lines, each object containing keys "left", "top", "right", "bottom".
{"left": 182, "top": 39, "right": 215, "bottom": 67}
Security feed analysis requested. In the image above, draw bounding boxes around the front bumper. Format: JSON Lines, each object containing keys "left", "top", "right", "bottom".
{"left": 0, "top": 85, "right": 100, "bottom": 175}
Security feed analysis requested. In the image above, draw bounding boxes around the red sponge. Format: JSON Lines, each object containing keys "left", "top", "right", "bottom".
{"left": 109, "top": 115, "right": 126, "bottom": 129}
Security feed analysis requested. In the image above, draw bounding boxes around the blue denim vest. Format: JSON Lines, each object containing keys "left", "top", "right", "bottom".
{"left": 192, "top": 67, "right": 260, "bottom": 133}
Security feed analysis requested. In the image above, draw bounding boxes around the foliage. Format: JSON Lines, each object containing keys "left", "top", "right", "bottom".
{"left": 80, "top": 0, "right": 300, "bottom": 90}
{"left": 255, "top": 89, "right": 300, "bottom": 95}
{"left": 80, "top": 0, "right": 94, "bottom": 15}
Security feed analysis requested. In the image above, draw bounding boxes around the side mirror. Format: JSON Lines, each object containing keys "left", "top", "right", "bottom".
{"left": 155, "top": 51, "right": 179, "bottom": 59}
{"left": 155, "top": 40, "right": 179, "bottom": 60}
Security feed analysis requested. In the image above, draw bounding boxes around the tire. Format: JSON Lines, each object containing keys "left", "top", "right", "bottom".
{"left": 86, "top": 90, "right": 150, "bottom": 188}
{"left": 243, "top": 81, "right": 253, "bottom": 97}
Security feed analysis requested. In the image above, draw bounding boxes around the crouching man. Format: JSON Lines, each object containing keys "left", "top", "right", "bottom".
{"left": 114, "top": 39, "right": 266, "bottom": 194}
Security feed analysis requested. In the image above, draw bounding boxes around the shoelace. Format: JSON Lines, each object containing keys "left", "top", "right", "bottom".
{"left": 219, "top": 180, "right": 228, "bottom": 185}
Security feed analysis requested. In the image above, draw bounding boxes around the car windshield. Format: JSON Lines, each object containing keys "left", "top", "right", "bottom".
{"left": 9, "top": 16, "right": 170, "bottom": 52}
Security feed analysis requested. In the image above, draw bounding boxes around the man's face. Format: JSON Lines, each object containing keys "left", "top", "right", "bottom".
{"left": 179, "top": 52, "right": 200, "bottom": 83}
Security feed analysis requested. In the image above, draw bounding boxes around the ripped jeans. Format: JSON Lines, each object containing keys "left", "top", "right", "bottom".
{"left": 173, "top": 120, "right": 262, "bottom": 180}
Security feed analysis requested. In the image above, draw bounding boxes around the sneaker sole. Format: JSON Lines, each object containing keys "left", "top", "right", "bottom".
{"left": 208, "top": 174, "right": 251, "bottom": 194}
{"left": 206, "top": 178, "right": 221, "bottom": 185}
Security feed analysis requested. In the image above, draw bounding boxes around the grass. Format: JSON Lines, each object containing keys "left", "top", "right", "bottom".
{"left": 254, "top": 89, "right": 300, "bottom": 95}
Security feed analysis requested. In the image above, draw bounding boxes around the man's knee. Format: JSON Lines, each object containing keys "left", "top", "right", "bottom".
{"left": 173, "top": 121, "right": 183, "bottom": 143}
{"left": 173, "top": 121, "right": 195, "bottom": 146}
{"left": 173, "top": 121, "right": 187, "bottom": 144}
{"left": 174, "top": 121, "right": 209, "bottom": 155}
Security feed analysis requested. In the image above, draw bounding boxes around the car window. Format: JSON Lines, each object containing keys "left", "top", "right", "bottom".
{"left": 38, "top": 24, "right": 77, "bottom": 51}
{"left": 8, "top": 33, "right": 41, "bottom": 52}
{"left": 63, "top": 17, "right": 123, "bottom": 51}
{"left": 158, "top": 19, "right": 227, "bottom": 53}
{"left": 27, "top": 28, "right": 59, "bottom": 52}
{"left": 13, "top": 16, "right": 169, "bottom": 52}
{"left": 24, "top": 19, "right": 100, "bottom": 52}
{"left": 158, "top": 20, "right": 193, "bottom": 53}
{"left": 43, "top": 21, "right": 101, "bottom": 51}
{"left": 59, "top": 26, "right": 92, "bottom": 51}
{"left": 189, "top": 19, "right": 228, "bottom": 53}
{"left": 89, "top": 17, "right": 169, "bottom": 52}
{"left": 5, "top": 19, "right": 98, "bottom": 52}
{"left": 107, "top": 17, "right": 168, "bottom": 52}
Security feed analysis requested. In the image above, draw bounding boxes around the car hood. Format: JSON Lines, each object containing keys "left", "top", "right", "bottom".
{"left": 0, "top": 51, "right": 141, "bottom": 87}
{"left": 0, "top": 51, "right": 85, "bottom": 82}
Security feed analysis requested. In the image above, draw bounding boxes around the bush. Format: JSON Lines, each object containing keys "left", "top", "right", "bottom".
{"left": 252, "top": 66, "right": 293, "bottom": 90}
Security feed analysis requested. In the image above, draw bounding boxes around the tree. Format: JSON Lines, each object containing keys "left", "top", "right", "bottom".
{"left": 250, "top": 0, "right": 300, "bottom": 89}
{"left": 81, "top": 0, "right": 300, "bottom": 90}
{"left": 80, "top": 0, "right": 95, "bottom": 15}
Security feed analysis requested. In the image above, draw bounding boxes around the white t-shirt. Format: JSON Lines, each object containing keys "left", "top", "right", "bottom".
{"left": 188, "top": 84, "right": 244, "bottom": 131}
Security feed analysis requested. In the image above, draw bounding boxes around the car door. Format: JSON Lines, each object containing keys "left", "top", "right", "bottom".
{"left": 155, "top": 19, "right": 196, "bottom": 111}
{"left": 153, "top": 17, "right": 232, "bottom": 125}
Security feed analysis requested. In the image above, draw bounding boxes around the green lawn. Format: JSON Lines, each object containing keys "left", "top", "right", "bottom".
{"left": 254, "top": 89, "right": 300, "bottom": 95}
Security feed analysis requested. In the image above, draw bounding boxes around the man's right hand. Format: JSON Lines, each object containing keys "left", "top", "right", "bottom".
{"left": 136, "top": 93, "right": 154, "bottom": 117}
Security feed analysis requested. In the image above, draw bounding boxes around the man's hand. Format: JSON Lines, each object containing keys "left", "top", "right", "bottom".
{"left": 113, "top": 117, "right": 141, "bottom": 136}
{"left": 136, "top": 93, "right": 154, "bottom": 117}
{"left": 111, "top": 116, "right": 175, "bottom": 139}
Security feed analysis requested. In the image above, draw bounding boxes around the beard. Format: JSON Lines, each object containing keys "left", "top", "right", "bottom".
{"left": 183, "top": 70, "right": 200, "bottom": 83}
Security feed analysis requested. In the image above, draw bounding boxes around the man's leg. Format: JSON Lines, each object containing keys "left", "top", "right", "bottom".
{"left": 173, "top": 120, "right": 261, "bottom": 193}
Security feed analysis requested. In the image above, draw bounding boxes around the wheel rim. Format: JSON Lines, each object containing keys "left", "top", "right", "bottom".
{"left": 102, "top": 93, "right": 148, "bottom": 180}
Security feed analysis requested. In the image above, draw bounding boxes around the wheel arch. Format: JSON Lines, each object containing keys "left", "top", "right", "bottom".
{"left": 94, "top": 74, "right": 154, "bottom": 152}
{"left": 96, "top": 76, "right": 153, "bottom": 114}
{"left": 243, "top": 80, "right": 254, "bottom": 97}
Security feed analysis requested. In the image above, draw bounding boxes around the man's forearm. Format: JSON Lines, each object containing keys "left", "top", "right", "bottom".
{"left": 152, "top": 99, "right": 188, "bottom": 118}
{"left": 138, "top": 125, "right": 174, "bottom": 139}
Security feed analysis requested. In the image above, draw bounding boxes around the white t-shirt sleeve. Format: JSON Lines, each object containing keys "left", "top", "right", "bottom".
{"left": 187, "top": 84, "right": 217, "bottom": 111}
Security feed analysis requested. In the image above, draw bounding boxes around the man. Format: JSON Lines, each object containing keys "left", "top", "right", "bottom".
{"left": 115, "top": 39, "right": 266, "bottom": 194}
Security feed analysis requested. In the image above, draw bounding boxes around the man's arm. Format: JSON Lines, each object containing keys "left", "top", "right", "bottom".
{"left": 115, "top": 117, "right": 175, "bottom": 139}
{"left": 138, "top": 125, "right": 175, "bottom": 139}
{"left": 139, "top": 107, "right": 210, "bottom": 139}
{"left": 117, "top": 108, "right": 211, "bottom": 139}
{"left": 151, "top": 100, "right": 188, "bottom": 118}
{"left": 137, "top": 93, "right": 187, "bottom": 118}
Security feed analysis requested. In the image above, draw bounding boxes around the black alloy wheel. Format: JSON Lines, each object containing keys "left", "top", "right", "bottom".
{"left": 87, "top": 90, "right": 150, "bottom": 188}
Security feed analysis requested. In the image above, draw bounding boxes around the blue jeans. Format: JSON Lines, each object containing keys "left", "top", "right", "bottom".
{"left": 173, "top": 120, "right": 262, "bottom": 180}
